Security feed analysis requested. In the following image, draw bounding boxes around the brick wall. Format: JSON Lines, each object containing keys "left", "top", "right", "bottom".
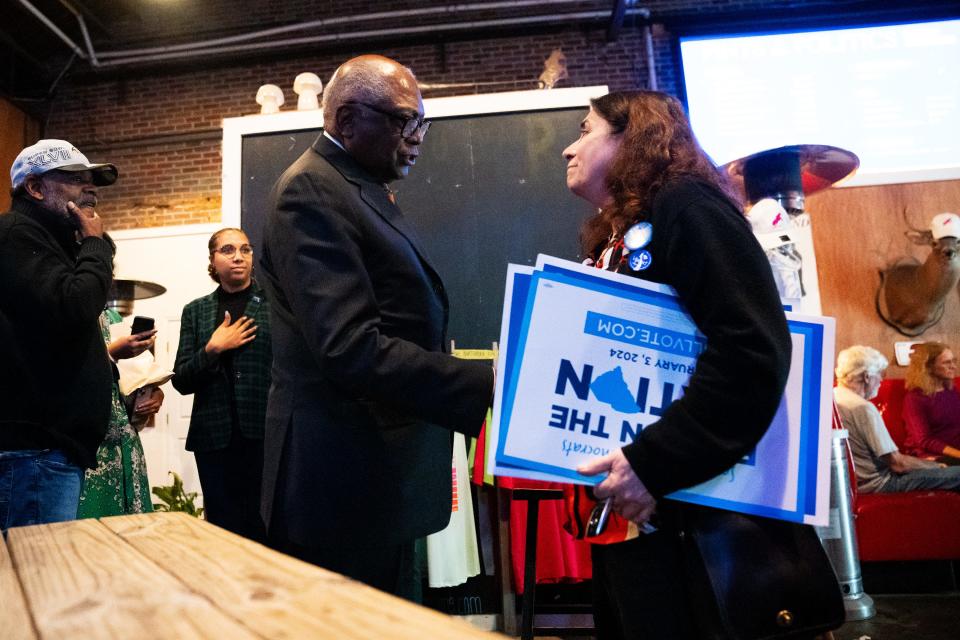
{"left": 37, "top": 0, "right": 863, "bottom": 229}
{"left": 47, "top": 22, "right": 678, "bottom": 229}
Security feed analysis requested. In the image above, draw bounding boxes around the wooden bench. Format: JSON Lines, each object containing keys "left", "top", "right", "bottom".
{"left": 0, "top": 527, "right": 35, "bottom": 639}
{"left": 1, "top": 512, "right": 503, "bottom": 639}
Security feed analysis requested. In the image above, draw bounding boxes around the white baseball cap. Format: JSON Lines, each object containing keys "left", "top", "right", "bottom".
{"left": 11, "top": 139, "right": 118, "bottom": 191}
{"left": 931, "top": 212, "right": 960, "bottom": 240}
{"left": 747, "top": 198, "right": 795, "bottom": 250}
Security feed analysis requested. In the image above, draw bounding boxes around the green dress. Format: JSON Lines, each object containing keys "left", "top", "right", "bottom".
{"left": 77, "top": 309, "right": 154, "bottom": 517}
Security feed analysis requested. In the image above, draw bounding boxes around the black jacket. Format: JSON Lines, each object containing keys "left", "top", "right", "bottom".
{"left": 259, "top": 134, "right": 493, "bottom": 548}
{"left": 0, "top": 196, "right": 113, "bottom": 468}
{"left": 172, "top": 282, "right": 272, "bottom": 452}
{"left": 611, "top": 179, "right": 793, "bottom": 498}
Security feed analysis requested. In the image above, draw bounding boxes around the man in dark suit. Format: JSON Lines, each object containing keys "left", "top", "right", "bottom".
{"left": 260, "top": 55, "right": 493, "bottom": 598}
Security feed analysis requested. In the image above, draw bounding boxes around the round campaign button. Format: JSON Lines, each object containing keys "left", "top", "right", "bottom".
{"left": 629, "top": 249, "right": 652, "bottom": 271}
{"left": 623, "top": 222, "right": 653, "bottom": 251}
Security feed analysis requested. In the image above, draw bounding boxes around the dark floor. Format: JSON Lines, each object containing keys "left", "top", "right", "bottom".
{"left": 833, "top": 593, "right": 960, "bottom": 640}
{"left": 531, "top": 593, "right": 960, "bottom": 639}
{"left": 832, "top": 559, "right": 960, "bottom": 640}
{"left": 523, "top": 561, "right": 960, "bottom": 639}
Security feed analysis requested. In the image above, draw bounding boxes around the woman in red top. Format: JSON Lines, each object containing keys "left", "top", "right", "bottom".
{"left": 560, "top": 91, "right": 792, "bottom": 638}
{"left": 903, "top": 342, "right": 960, "bottom": 463}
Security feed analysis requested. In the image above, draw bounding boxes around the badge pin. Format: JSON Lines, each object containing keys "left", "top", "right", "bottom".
{"left": 623, "top": 222, "right": 653, "bottom": 251}
{"left": 629, "top": 249, "right": 652, "bottom": 271}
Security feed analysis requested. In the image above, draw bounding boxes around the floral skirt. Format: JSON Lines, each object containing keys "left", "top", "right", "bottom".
{"left": 78, "top": 386, "right": 153, "bottom": 518}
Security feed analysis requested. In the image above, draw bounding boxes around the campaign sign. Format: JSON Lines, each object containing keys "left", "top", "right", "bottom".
{"left": 490, "top": 256, "right": 834, "bottom": 525}
{"left": 487, "top": 265, "right": 562, "bottom": 483}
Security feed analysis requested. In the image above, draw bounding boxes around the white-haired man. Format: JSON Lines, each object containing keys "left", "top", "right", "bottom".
{"left": 834, "top": 345, "right": 960, "bottom": 493}
{"left": 0, "top": 139, "right": 116, "bottom": 529}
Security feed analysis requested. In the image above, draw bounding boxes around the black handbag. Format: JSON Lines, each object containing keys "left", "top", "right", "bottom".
{"left": 681, "top": 507, "right": 845, "bottom": 640}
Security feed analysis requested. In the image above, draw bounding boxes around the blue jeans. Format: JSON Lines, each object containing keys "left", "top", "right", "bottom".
{"left": 0, "top": 449, "right": 85, "bottom": 532}
{"left": 880, "top": 465, "right": 960, "bottom": 493}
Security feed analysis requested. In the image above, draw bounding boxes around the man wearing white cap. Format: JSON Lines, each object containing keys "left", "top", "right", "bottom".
{"left": 0, "top": 139, "right": 117, "bottom": 530}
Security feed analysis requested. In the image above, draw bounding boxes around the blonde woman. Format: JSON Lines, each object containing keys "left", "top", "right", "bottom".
{"left": 903, "top": 342, "right": 960, "bottom": 463}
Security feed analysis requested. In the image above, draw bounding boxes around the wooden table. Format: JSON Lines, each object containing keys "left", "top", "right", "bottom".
{"left": 1, "top": 512, "right": 504, "bottom": 639}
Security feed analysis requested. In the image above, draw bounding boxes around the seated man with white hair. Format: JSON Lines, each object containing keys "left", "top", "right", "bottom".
{"left": 834, "top": 345, "right": 960, "bottom": 493}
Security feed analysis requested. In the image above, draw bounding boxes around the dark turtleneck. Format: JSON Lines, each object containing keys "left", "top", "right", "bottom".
{"left": 216, "top": 283, "right": 252, "bottom": 432}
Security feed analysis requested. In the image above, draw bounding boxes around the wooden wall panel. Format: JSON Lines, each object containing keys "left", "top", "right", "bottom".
{"left": 0, "top": 99, "right": 40, "bottom": 211}
{"left": 808, "top": 179, "right": 960, "bottom": 377}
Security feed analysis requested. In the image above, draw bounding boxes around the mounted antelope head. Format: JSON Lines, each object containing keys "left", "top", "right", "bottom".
{"left": 877, "top": 211, "right": 960, "bottom": 336}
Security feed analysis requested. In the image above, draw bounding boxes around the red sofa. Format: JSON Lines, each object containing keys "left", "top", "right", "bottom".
{"left": 849, "top": 378, "right": 960, "bottom": 561}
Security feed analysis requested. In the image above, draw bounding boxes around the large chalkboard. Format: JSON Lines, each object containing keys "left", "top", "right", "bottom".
{"left": 238, "top": 107, "right": 596, "bottom": 349}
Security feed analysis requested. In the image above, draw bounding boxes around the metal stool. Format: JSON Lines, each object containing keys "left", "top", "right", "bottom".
{"left": 512, "top": 488, "right": 564, "bottom": 639}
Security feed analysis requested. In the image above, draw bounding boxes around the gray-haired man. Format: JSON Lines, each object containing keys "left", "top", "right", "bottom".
{"left": 834, "top": 345, "right": 960, "bottom": 493}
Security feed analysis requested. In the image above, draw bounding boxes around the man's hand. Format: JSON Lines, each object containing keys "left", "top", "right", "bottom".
{"left": 67, "top": 201, "right": 104, "bottom": 238}
{"left": 108, "top": 329, "right": 158, "bottom": 360}
{"left": 204, "top": 311, "right": 257, "bottom": 356}
{"left": 578, "top": 448, "right": 657, "bottom": 525}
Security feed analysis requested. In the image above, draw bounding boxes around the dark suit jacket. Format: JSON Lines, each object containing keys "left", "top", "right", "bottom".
{"left": 172, "top": 282, "right": 272, "bottom": 452}
{"left": 260, "top": 133, "right": 493, "bottom": 548}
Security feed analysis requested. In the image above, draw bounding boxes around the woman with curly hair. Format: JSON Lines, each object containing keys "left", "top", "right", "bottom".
{"left": 903, "top": 341, "right": 960, "bottom": 463}
{"left": 560, "top": 90, "right": 797, "bottom": 638}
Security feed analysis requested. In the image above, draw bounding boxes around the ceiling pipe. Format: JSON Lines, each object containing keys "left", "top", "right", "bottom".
{"left": 608, "top": 0, "right": 627, "bottom": 41}
{"left": 18, "top": 0, "right": 650, "bottom": 71}
{"left": 643, "top": 22, "right": 657, "bottom": 90}
{"left": 95, "top": 0, "right": 607, "bottom": 59}
{"left": 16, "top": 0, "right": 87, "bottom": 60}
{"left": 58, "top": 0, "right": 98, "bottom": 65}
{"left": 97, "top": 8, "right": 652, "bottom": 68}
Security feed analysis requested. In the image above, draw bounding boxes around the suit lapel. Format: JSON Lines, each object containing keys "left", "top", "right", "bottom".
{"left": 200, "top": 290, "right": 219, "bottom": 339}
{"left": 358, "top": 183, "right": 432, "bottom": 259}
{"left": 312, "top": 134, "right": 439, "bottom": 276}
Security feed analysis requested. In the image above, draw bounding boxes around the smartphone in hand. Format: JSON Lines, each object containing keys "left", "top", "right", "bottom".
{"left": 130, "top": 316, "right": 155, "bottom": 335}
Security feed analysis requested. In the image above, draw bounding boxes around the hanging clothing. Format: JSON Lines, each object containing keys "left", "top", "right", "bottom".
{"left": 500, "top": 475, "right": 593, "bottom": 594}
{"left": 470, "top": 415, "right": 593, "bottom": 592}
{"left": 426, "top": 432, "right": 482, "bottom": 587}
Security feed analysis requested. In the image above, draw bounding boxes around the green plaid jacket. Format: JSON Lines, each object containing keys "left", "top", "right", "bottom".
{"left": 172, "top": 282, "right": 271, "bottom": 452}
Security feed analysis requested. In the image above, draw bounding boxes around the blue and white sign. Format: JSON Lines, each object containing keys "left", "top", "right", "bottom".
{"left": 488, "top": 255, "right": 835, "bottom": 525}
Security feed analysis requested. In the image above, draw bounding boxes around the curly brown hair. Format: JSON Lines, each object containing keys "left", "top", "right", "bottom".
{"left": 579, "top": 90, "right": 741, "bottom": 257}
{"left": 905, "top": 341, "right": 954, "bottom": 396}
